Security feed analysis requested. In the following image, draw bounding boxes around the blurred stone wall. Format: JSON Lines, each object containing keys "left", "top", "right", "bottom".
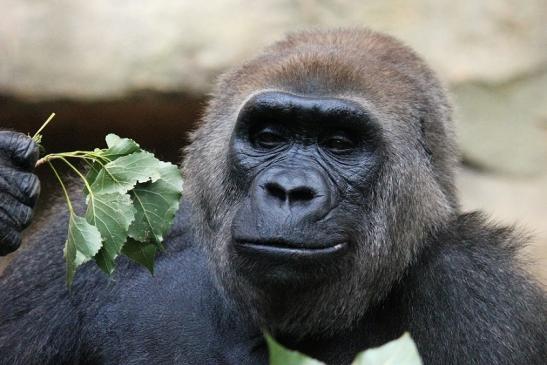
{"left": 0, "top": 0, "right": 546, "bottom": 281}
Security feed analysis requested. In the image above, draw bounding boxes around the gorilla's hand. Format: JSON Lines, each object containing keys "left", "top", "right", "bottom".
{"left": 0, "top": 131, "right": 40, "bottom": 256}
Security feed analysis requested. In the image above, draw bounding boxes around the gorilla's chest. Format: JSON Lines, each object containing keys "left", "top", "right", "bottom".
{"left": 86, "top": 245, "right": 267, "bottom": 364}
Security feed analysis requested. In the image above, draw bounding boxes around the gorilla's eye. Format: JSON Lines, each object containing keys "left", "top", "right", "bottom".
{"left": 322, "top": 134, "right": 356, "bottom": 153}
{"left": 252, "top": 127, "right": 286, "bottom": 149}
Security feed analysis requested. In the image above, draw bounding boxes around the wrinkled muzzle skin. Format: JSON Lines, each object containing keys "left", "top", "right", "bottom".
{"left": 183, "top": 29, "right": 458, "bottom": 338}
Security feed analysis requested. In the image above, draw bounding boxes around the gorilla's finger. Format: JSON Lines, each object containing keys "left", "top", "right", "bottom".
{"left": 0, "top": 168, "right": 40, "bottom": 207}
{"left": 18, "top": 172, "right": 41, "bottom": 207}
{"left": 16, "top": 204, "right": 34, "bottom": 230}
{"left": 0, "top": 194, "right": 33, "bottom": 230}
{"left": 0, "top": 225, "right": 21, "bottom": 256}
{"left": 0, "top": 131, "right": 40, "bottom": 170}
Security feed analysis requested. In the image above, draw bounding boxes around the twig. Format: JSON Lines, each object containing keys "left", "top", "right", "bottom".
{"left": 32, "top": 113, "right": 56, "bottom": 140}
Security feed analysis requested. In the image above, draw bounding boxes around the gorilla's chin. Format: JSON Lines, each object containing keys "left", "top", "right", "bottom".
{"left": 207, "top": 233, "right": 372, "bottom": 339}
{"left": 220, "top": 266, "right": 368, "bottom": 339}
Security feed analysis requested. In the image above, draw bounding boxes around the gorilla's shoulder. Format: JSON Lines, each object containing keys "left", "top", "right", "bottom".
{"left": 402, "top": 212, "right": 546, "bottom": 364}
{"left": 405, "top": 211, "right": 545, "bottom": 343}
{"left": 435, "top": 211, "right": 530, "bottom": 260}
{"left": 415, "top": 211, "right": 536, "bottom": 279}
{"left": 451, "top": 211, "right": 526, "bottom": 250}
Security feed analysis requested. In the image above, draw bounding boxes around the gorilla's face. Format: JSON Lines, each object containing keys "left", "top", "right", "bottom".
{"left": 228, "top": 92, "right": 383, "bottom": 285}
{"left": 185, "top": 89, "right": 454, "bottom": 338}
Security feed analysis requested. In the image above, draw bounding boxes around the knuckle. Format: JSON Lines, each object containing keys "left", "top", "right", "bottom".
{"left": 0, "top": 169, "right": 10, "bottom": 191}
{"left": 0, "top": 193, "right": 34, "bottom": 229}
{"left": 0, "top": 131, "right": 39, "bottom": 170}
{"left": 0, "top": 226, "right": 21, "bottom": 256}
{"left": 20, "top": 172, "right": 41, "bottom": 205}
{"left": 0, "top": 169, "right": 41, "bottom": 206}
{"left": 19, "top": 205, "right": 34, "bottom": 229}
{"left": 0, "top": 199, "right": 18, "bottom": 226}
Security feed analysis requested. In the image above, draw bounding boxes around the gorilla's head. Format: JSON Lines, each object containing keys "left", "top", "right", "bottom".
{"left": 184, "top": 29, "right": 458, "bottom": 338}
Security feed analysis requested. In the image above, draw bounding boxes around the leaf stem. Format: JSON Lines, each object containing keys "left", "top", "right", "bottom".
{"left": 36, "top": 153, "right": 99, "bottom": 168}
{"left": 58, "top": 157, "right": 95, "bottom": 200}
{"left": 32, "top": 113, "right": 56, "bottom": 141}
{"left": 48, "top": 160, "right": 74, "bottom": 215}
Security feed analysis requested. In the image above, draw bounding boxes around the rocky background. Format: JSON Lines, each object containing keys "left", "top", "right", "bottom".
{"left": 0, "top": 0, "right": 546, "bottom": 283}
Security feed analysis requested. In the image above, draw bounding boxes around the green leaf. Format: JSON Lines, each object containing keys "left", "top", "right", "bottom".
{"left": 64, "top": 214, "right": 103, "bottom": 287}
{"left": 266, "top": 335, "right": 325, "bottom": 365}
{"left": 121, "top": 238, "right": 157, "bottom": 274}
{"left": 128, "top": 161, "right": 183, "bottom": 244}
{"left": 266, "top": 333, "right": 422, "bottom": 365}
{"left": 351, "top": 333, "right": 422, "bottom": 365}
{"left": 103, "top": 134, "right": 141, "bottom": 159}
{"left": 85, "top": 192, "right": 136, "bottom": 275}
{"left": 85, "top": 161, "right": 103, "bottom": 191}
{"left": 90, "top": 151, "right": 163, "bottom": 195}
{"left": 85, "top": 134, "right": 142, "bottom": 189}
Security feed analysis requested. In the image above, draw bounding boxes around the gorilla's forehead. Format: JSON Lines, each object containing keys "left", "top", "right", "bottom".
{"left": 223, "top": 46, "right": 430, "bottom": 114}
{"left": 221, "top": 59, "right": 431, "bottom": 134}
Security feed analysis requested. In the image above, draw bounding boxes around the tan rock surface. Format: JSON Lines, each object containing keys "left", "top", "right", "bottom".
{"left": 1, "top": 0, "right": 545, "bottom": 98}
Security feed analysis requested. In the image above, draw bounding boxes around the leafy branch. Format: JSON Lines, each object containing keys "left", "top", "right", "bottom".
{"left": 32, "top": 114, "right": 183, "bottom": 286}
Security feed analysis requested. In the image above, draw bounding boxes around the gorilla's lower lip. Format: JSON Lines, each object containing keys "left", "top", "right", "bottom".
{"left": 234, "top": 240, "right": 347, "bottom": 258}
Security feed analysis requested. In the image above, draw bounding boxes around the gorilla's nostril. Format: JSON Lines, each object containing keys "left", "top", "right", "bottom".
{"left": 288, "top": 187, "right": 315, "bottom": 202}
{"left": 265, "top": 182, "right": 316, "bottom": 203}
{"left": 265, "top": 182, "right": 287, "bottom": 201}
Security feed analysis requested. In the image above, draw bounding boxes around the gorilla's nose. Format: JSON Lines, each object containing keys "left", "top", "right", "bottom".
{"left": 264, "top": 180, "right": 316, "bottom": 205}
{"left": 255, "top": 167, "right": 332, "bottom": 219}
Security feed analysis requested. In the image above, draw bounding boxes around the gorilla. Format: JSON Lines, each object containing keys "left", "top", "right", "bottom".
{"left": 0, "top": 29, "right": 545, "bottom": 365}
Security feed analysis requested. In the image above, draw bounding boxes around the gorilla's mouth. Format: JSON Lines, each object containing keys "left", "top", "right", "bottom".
{"left": 234, "top": 239, "right": 347, "bottom": 258}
